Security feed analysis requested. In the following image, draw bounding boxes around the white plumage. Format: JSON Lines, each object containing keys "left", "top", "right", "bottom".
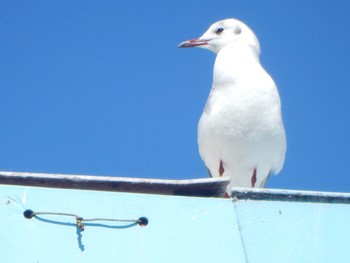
{"left": 179, "top": 18, "right": 286, "bottom": 195}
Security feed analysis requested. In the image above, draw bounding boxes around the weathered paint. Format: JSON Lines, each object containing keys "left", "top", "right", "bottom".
{"left": 1, "top": 173, "right": 350, "bottom": 263}
{"left": 0, "top": 171, "right": 230, "bottom": 197}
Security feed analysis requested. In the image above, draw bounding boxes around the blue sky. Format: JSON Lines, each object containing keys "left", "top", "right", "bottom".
{"left": 1, "top": 1, "right": 349, "bottom": 193}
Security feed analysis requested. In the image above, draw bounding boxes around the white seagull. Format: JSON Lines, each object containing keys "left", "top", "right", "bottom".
{"left": 179, "top": 18, "right": 286, "bottom": 196}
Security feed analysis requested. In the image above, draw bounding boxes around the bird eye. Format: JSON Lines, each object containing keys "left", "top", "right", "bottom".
{"left": 215, "top": 27, "right": 224, "bottom": 34}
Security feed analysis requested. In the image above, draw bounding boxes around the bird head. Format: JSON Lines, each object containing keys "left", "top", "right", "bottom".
{"left": 178, "top": 18, "right": 260, "bottom": 55}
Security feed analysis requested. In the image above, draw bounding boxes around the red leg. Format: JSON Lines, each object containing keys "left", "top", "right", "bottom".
{"left": 251, "top": 168, "right": 257, "bottom": 188}
{"left": 219, "top": 160, "right": 225, "bottom": 177}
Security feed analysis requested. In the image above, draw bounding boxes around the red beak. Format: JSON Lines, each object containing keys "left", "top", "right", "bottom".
{"left": 178, "top": 38, "right": 208, "bottom": 48}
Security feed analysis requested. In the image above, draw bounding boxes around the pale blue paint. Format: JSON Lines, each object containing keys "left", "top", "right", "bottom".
{"left": 234, "top": 200, "right": 350, "bottom": 263}
{"left": 2, "top": 185, "right": 350, "bottom": 263}
{"left": 1, "top": 185, "right": 244, "bottom": 263}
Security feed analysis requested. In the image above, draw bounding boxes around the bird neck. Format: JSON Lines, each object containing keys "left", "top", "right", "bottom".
{"left": 213, "top": 44, "right": 261, "bottom": 88}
